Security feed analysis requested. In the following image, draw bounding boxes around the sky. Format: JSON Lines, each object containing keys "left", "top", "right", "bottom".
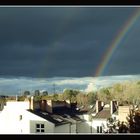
{"left": 0, "top": 75, "right": 139, "bottom": 95}
{"left": 0, "top": 6, "right": 140, "bottom": 78}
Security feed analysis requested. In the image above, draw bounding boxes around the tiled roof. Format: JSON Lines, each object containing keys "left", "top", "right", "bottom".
{"left": 93, "top": 108, "right": 111, "bottom": 119}
{"left": 27, "top": 108, "right": 85, "bottom": 126}
{"left": 28, "top": 109, "right": 70, "bottom": 126}
{"left": 53, "top": 106, "right": 87, "bottom": 115}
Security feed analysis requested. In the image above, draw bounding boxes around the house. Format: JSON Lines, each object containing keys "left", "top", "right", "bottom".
{"left": 0, "top": 96, "right": 88, "bottom": 134}
{"left": 118, "top": 106, "right": 130, "bottom": 123}
{"left": 91, "top": 100, "right": 118, "bottom": 133}
{"left": 1, "top": 95, "right": 133, "bottom": 134}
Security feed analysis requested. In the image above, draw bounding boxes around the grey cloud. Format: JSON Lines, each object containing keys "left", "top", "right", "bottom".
{"left": 0, "top": 7, "right": 139, "bottom": 77}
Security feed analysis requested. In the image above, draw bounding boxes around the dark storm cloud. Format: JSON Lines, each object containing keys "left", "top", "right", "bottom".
{"left": 0, "top": 7, "right": 139, "bottom": 77}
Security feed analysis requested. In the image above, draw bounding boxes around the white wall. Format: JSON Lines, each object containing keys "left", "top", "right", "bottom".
{"left": 76, "top": 114, "right": 92, "bottom": 133}
{"left": 70, "top": 124, "right": 76, "bottom": 133}
{"left": 78, "top": 114, "right": 90, "bottom": 121}
{"left": 77, "top": 121, "right": 91, "bottom": 133}
{"left": 54, "top": 123, "right": 70, "bottom": 133}
{"left": 92, "top": 119, "right": 107, "bottom": 133}
{"left": 0, "top": 101, "right": 55, "bottom": 134}
{"left": 0, "top": 101, "right": 30, "bottom": 134}
{"left": 30, "top": 120, "right": 54, "bottom": 134}
{"left": 5, "top": 101, "right": 30, "bottom": 110}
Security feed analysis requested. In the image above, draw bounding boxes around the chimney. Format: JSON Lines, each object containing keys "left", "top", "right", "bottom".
{"left": 96, "top": 100, "right": 102, "bottom": 113}
{"left": 110, "top": 101, "right": 117, "bottom": 114}
{"left": 30, "top": 96, "right": 34, "bottom": 110}
{"left": 101, "top": 101, "right": 104, "bottom": 107}
{"left": 16, "top": 95, "right": 18, "bottom": 101}
{"left": 46, "top": 100, "right": 53, "bottom": 113}
{"left": 40, "top": 100, "right": 47, "bottom": 112}
{"left": 65, "top": 100, "right": 71, "bottom": 108}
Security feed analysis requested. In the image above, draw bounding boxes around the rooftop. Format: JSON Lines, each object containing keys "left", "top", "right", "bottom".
{"left": 28, "top": 107, "right": 85, "bottom": 126}
{"left": 93, "top": 108, "right": 111, "bottom": 120}
{"left": 28, "top": 109, "right": 70, "bottom": 126}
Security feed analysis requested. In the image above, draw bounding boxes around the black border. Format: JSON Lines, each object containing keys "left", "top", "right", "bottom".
{"left": 0, "top": 0, "right": 140, "bottom": 5}
{"left": 0, "top": 0, "right": 139, "bottom": 139}
{"left": 0, "top": 134, "right": 139, "bottom": 139}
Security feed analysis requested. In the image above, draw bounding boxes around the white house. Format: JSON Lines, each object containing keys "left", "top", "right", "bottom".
{"left": 0, "top": 95, "right": 122, "bottom": 134}
{"left": 0, "top": 100, "right": 56, "bottom": 134}
{"left": 0, "top": 96, "right": 88, "bottom": 134}
{"left": 91, "top": 100, "right": 119, "bottom": 133}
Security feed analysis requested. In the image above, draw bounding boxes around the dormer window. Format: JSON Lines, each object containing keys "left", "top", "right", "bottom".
{"left": 36, "top": 124, "right": 45, "bottom": 133}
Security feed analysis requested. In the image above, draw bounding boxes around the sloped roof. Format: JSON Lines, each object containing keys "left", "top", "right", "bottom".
{"left": 28, "top": 109, "right": 70, "bottom": 126}
{"left": 27, "top": 108, "right": 85, "bottom": 126}
{"left": 93, "top": 108, "right": 111, "bottom": 119}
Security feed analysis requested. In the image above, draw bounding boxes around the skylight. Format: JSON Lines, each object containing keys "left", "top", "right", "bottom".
{"left": 54, "top": 118, "right": 63, "bottom": 122}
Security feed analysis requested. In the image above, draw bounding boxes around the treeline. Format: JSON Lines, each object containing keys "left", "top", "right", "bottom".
{"left": 97, "top": 81, "right": 140, "bottom": 105}
{"left": 13, "top": 89, "right": 97, "bottom": 109}
{"left": 4, "top": 80, "right": 140, "bottom": 108}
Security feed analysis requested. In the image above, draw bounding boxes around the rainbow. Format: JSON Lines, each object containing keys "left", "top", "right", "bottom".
{"left": 95, "top": 8, "right": 140, "bottom": 77}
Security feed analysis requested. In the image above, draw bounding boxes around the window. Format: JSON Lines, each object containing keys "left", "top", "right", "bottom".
{"left": 97, "top": 126, "right": 100, "bottom": 133}
{"left": 100, "top": 126, "right": 102, "bottom": 133}
{"left": 36, "top": 124, "right": 45, "bottom": 133}
{"left": 97, "top": 126, "right": 102, "bottom": 133}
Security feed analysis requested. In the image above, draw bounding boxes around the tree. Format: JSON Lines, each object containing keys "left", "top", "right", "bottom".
{"left": 57, "top": 93, "right": 64, "bottom": 101}
{"left": 42, "top": 91, "right": 48, "bottom": 96}
{"left": 53, "top": 94, "right": 58, "bottom": 101}
{"left": 137, "top": 81, "right": 140, "bottom": 85}
{"left": 105, "top": 117, "right": 119, "bottom": 133}
{"left": 117, "top": 122, "right": 128, "bottom": 133}
{"left": 87, "top": 92, "right": 97, "bottom": 105}
{"left": 18, "top": 96, "right": 26, "bottom": 101}
{"left": 127, "top": 108, "right": 140, "bottom": 133}
{"left": 76, "top": 92, "right": 88, "bottom": 108}
{"left": 97, "top": 88, "right": 113, "bottom": 103}
{"left": 113, "top": 83, "right": 123, "bottom": 93}
{"left": 23, "top": 91, "right": 30, "bottom": 96}
{"left": 63, "top": 89, "right": 79, "bottom": 102}
{"left": 34, "top": 90, "right": 40, "bottom": 96}
{"left": 105, "top": 118, "right": 129, "bottom": 133}
{"left": 34, "top": 95, "right": 41, "bottom": 101}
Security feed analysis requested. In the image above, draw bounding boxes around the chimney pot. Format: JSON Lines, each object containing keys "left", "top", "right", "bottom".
{"left": 96, "top": 100, "right": 102, "bottom": 113}
{"left": 110, "top": 100, "right": 117, "bottom": 114}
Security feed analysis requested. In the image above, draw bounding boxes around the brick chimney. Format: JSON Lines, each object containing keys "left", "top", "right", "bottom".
{"left": 40, "top": 100, "right": 47, "bottom": 112}
{"left": 65, "top": 99, "right": 71, "bottom": 108}
{"left": 46, "top": 100, "right": 53, "bottom": 113}
{"left": 110, "top": 100, "right": 117, "bottom": 114}
{"left": 29, "top": 96, "right": 40, "bottom": 110}
{"left": 96, "top": 100, "right": 102, "bottom": 113}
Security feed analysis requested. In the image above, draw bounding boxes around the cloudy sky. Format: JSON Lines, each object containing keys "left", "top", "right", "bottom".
{"left": 0, "top": 6, "right": 140, "bottom": 78}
